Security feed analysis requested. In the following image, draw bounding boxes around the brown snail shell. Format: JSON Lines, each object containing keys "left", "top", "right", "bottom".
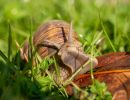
{"left": 33, "top": 20, "right": 83, "bottom": 58}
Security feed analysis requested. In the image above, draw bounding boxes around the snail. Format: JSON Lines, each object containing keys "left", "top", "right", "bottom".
{"left": 20, "top": 20, "right": 98, "bottom": 81}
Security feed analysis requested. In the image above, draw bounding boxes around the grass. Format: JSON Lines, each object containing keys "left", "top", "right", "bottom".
{"left": 0, "top": 0, "right": 130, "bottom": 99}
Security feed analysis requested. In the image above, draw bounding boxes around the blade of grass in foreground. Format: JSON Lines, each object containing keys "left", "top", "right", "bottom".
{"left": 8, "top": 23, "right": 12, "bottom": 61}
{"left": 0, "top": 50, "right": 10, "bottom": 63}
{"left": 90, "top": 42, "right": 95, "bottom": 84}
{"left": 0, "top": 50, "right": 17, "bottom": 72}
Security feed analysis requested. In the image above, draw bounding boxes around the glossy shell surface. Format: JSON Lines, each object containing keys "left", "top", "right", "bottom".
{"left": 33, "top": 20, "right": 82, "bottom": 58}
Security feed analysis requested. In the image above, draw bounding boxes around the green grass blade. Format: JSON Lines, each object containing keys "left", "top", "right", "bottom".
{"left": 0, "top": 50, "right": 10, "bottom": 63}
{"left": 28, "top": 17, "right": 33, "bottom": 67}
{"left": 53, "top": 56, "right": 60, "bottom": 80}
{"left": 8, "top": 23, "right": 12, "bottom": 61}
{"left": 98, "top": 11, "right": 116, "bottom": 52}
{"left": 29, "top": 16, "right": 33, "bottom": 46}
{"left": 102, "top": 23, "right": 116, "bottom": 52}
